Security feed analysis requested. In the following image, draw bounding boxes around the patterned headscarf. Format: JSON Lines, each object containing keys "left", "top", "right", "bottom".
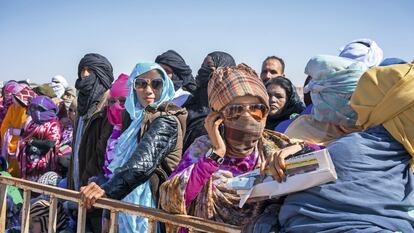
{"left": 0, "top": 81, "right": 22, "bottom": 122}
{"left": 2, "top": 81, "right": 21, "bottom": 108}
{"left": 30, "top": 199, "right": 67, "bottom": 232}
{"left": 304, "top": 55, "right": 368, "bottom": 127}
{"left": 13, "top": 86, "right": 37, "bottom": 107}
{"left": 29, "top": 96, "right": 58, "bottom": 124}
{"left": 208, "top": 63, "right": 269, "bottom": 111}
{"left": 339, "top": 38, "right": 383, "bottom": 68}
{"left": 37, "top": 171, "right": 61, "bottom": 186}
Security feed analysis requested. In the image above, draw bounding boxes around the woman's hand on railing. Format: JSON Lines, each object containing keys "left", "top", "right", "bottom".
{"left": 80, "top": 182, "right": 106, "bottom": 209}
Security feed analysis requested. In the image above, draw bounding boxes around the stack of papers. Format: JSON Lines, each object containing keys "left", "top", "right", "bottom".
{"left": 226, "top": 149, "right": 337, "bottom": 208}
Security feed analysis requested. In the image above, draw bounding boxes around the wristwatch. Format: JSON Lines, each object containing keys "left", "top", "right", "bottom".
{"left": 205, "top": 148, "right": 224, "bottom": 165}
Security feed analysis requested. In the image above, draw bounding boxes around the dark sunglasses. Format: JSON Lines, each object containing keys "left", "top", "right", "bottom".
{"left": 134, "top": 78, "right": 163, "bottom": 90}
{"left": 221, "top": 103, "right": 268, "bottom": 121}
{"left": 68, "top": 108, "right": 76, "bottom": 113}
{"left": 108, "top": 97, "right": 126, "bottom": 105}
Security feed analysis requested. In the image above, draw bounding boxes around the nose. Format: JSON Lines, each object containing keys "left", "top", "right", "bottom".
{"left": 143, "top": 84, "right": 154, "bottom": 94}
{"left": 240, "top": 109, "right": 250, "bottom": 117}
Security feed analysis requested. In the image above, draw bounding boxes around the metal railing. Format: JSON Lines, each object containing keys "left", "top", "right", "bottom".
{"left": 0, "top": 175, "right": 241, "bottom": 233}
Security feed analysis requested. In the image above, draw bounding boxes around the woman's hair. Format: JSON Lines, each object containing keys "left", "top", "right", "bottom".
{"left": 265, "top": 76, "right": 293, "bottom": 99}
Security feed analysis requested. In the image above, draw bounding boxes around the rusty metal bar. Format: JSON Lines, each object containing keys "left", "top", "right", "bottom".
{"left": 21, "top": 190, "right": 31, "bottom": 233}
{"left": 77, "top": 204, "right": 87, "bottom": 233}
{"left": 109, "top": 210, "right": 118, "bottom": 233}
{"left": 0, "top": 175, "right": 241, "bottom": 233}
{"left": 0, "top": 184, "right": 7, "bottom": 233}
{"left": 148, "top": 219, "right": 157, "bottom": 233}
{"left": 48, "top": 195, "right": 58, "bottom": 233}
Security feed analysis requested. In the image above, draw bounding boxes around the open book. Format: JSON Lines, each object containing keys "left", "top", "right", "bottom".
{"left": 225, "top": 149, "right": 337, "bottom": 208}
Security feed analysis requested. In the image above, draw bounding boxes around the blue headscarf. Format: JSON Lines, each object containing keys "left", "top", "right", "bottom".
{"left": 304, "top": 55, "right": 368, "bottom": 127}
{"left": 379, "top": 57, "right": 407, "bottom": 66}
{"left": 108, "top": 62, "right": 175, "bottom": 232}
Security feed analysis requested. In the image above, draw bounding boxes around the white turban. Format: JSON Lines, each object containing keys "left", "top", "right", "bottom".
{"left": 50, "top": 75, "right": 69, "bottom": 98}
{"left": 339, "top": 38, "right": 384, "bottom": 68}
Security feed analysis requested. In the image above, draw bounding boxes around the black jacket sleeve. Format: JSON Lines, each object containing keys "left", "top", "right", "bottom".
{"left": 101, "top": 115, "right": 178, "bottom": 200}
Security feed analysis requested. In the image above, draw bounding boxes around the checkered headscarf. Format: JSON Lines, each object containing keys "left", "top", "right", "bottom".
{"left": 208, "top": 63, "right": 269, "bottom": 111}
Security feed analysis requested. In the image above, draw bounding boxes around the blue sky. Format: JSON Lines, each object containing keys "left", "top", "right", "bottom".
{"left": 1, "top": 0, "right": 413, "bottom": 86}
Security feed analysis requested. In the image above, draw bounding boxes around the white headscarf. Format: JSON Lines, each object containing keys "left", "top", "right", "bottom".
{"left": 50, "top": 75, "right": 69, "bottom": 98}
{"left": 339, "top": 38, "right": 383, "bottom": 68}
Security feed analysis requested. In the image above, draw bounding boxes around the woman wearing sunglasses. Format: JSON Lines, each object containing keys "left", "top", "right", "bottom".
{"left": 159, "top": 64, "right": 315, "bottom": 232}
{"left": 81, "top": 62, "right": 187, "bottom": 233}
{"left": 18, "top": 96, "right": 61, "bottom": 181}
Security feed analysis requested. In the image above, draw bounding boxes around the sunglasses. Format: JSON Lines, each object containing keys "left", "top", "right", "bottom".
{"left": 221, "top": 103, "right": 268, "bottom": 121}
{"left": 108, "top": 97, "right": 126, "bottom": 105}
{"left": 134, "top": 78, "right": 163, "bottom": 90}
{"left": 68, "top": 108, "right": 76, "bottom": 113}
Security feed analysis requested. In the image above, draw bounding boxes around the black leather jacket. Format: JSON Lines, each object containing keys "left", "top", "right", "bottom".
{"left": 101, "top": 115, "right": 178, "bottom": 200}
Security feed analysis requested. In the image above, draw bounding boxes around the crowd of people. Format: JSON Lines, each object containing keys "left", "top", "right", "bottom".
{"left": 0, "top": 38, "right": 413, "bottom": 233}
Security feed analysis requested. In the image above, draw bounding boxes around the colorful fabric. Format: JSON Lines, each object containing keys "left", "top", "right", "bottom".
{"left": 103, "top": 126, "right": 122, "bottom": 178}
{"left": 107, "top": 62, "right": 175, "bottom": 233}
{"left": 304, "top": 55, "right": 368, "bottom": 128}
{"left": 1, "top": 104, "right": 27, "bottom": 163}
{"left": 280, "top": 126, "right": 414, "bottom": 232}
{"left": 60, "top": 120, "right": 73, "bottom": 146}
{"left": 29, "top": 96, "right": 58, "bottom": 124}
{"left": 160, "top": 131, "right": 301, "bottom": 232}
{"left": 339, "top": 38, "right": 383, "bottom": 68}
{"left": 208, "top": 63, "right": 269, "bottom": 111}
{"left": 13, "top": 86, "right": 37, "bottom": 107}
{"left": 350, "top": 64, "right": 414, "bottom": 170}
{"left": 37, "top": 171, "right": 61, "bottom": 186}
{"left": 75, "top": 53, "right": 114, "bottom": 117}
{"left": 30, "top": 199, "right": 68, "bottom": 232}
{"left": 0, "top": 81, "right": 21, "bottom": 124}
{"left": 110, "top": 73, "right": 129, "bottom": 97}
{"left": 19, "top": 118, "right": 61, "bottom": 181}
{"left": 107, "top": 74, "right": 129, "bottom": 126}
{"left": 51, "top": 75, "right": 69, "bottom": 98}
{"left": 275, "top": 104, "right": 313, "bottom": 133}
